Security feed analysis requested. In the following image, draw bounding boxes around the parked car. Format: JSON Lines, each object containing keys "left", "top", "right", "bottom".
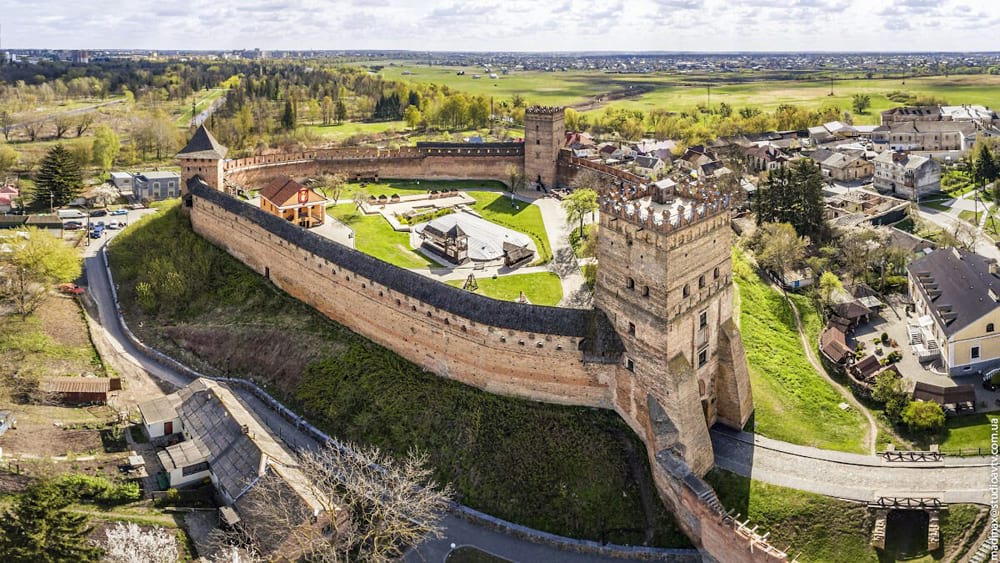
{"left": 57, "top": 283, "right": 84, "bottom": 295}
{"left": 109, "top": 209, "right": 128, "bottom": 216}
{"left": 107, "top": 222, "right": 120, "bottom": 230}
{"left": 89, "top": 228, "right": 103, "bottom": 239}
{"left": 90, "top": 209, "right": 108, "bottom": 217}
{"left": 57, "top": 209, "right": 87, "bottom": 219}
{"left": 63, "top": 221, "right": 83, "bottom": 230}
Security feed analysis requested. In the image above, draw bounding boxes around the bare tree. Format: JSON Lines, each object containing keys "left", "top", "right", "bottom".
{"left": 317, "top": 173, "right": 347, "bottom": 203}
{"left": 505, "top": 164, "right": 525, "bottom": 193}
{"left": 23, "top": 121, "right": 42, "bottom": 142}
{"left": 53, "top": 115, "right": 73, "bottom": 139}
{"left": 232, "top": 443, "right": 452, "bottom": 563}
{"left": 571, "top": 167, "right": 605, "bottom": 193}
{"left": 0, "top": 110, "right": 12, "bottom": 141}
{"left": 75, "top": 114, "right": 94, "bottom": 137}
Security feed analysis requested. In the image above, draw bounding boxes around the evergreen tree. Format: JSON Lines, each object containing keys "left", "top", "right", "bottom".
{"left": 34, "top": 144, "right": 83, "bottom": 208}
{"left": 0, "top": 482, "right": 102, "bottom": 562}
{"left": 971, "top": 141, "right": 999, "bottom": 195}
{"left": 281, "top": 99, "right": 295, "bottom": 131}
{"left": 753, "top": 160, "right": 827, "bottom": 242}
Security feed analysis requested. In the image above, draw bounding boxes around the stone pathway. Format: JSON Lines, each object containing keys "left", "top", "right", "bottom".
{"left": 532, "top": 196, "right": 592, "bottom": 309}
{"left": 711, "top": 426, "right": 989, "bottom": 504}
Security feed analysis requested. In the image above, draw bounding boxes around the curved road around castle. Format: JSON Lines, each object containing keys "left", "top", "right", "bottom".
{"left": 79, "top": 226, "right": 686, "bottom": 562}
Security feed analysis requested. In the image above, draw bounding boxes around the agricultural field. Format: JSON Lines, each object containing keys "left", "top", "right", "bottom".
{"left": 448, "top": 271, "right": 563, "bottom": 306}
{"left": 379, "top": 63, "right": 1000, "bottom": 125}
{"left": 107, "top": 202, "right": 691, "bottom": 547}
{"left": 733, "top": 251, "right": 869, "bottom": 453}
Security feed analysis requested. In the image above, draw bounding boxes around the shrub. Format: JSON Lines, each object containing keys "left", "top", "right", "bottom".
{"left": 902, "top": 400, "right": 946, "bottom": 434}
{"left": 56, "top": 474, "right": 141, "bottom": 505}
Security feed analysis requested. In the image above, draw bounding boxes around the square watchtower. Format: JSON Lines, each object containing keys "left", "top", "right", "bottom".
{"left": 524, "top": 106, "right": 565, "bottom": 190}
{"left": 177, "top": 125, "right": 228, "bottom": 195}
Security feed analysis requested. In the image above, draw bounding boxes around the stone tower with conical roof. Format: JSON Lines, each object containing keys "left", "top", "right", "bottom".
{"left": 177, "top": 125, "right": 228, "bottom": 194}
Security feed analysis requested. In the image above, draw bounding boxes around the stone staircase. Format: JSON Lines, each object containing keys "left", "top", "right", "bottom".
{"left": 968, "top": 538, "right": 995, "bottom": 563}
{"left": 870, "top": 511, "right": 887, "bottom": 550}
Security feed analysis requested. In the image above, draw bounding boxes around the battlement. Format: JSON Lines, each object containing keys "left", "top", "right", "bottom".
{"left": 525, "top": 105, "right": 565, "bottom": 116}
{"left": 598, "top": 179, "right": 732, "bottom": 235}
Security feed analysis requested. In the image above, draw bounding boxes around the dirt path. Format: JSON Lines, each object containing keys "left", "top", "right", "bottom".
{"left": 781, "top": 289, "right": 878, "bottom": 455}
{"left": 568, "top": 83, "right": 657, "bottom": 113}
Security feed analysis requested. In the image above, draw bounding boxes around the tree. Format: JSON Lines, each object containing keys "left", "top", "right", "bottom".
{"left": 817, "top": 271, "right": 843, "bottom": 308}
{"left": 0, "top": 227, "right": 82, "bottom": 319}
{"left": 281, "top": 99, "right": 296, "bottom": 131}
{"left": 23, "top": 121, "right": 42, "bottom": 142}
{"left": 0, "top": 143, "right": 19, "bottom": 173}
{"left": 564, "top": 108, "right": 581, "bottom": 132}
{"left": 335, "top": 100, "right": 347, "bottom": 125}
{"left": 562, "top": 188, "right": 598, "bottom": 238}
{"left": 53, "top": 115, "right": 73, "bottom": 139}
{"left": 74, "top": 113, "right": 94, "bottom": 137}
{"left": 403, "top": 105, "right": 423, "bottom": 130}
{"left": 753, "top": 160, "right": 827, "bottom": 242}
{"left": 316, "top": 173, "right": 346, "bottom": 203}
{"left": 872, "top": 371, "right": 909, "bottom": 423}
{"left": 505, "top": 164, "right": 526, "bottom": 193}
{"left": 0, "top": 110, "right": 12, "bottom": 141}
{"left": 851, "top": 93, "right": 872, "bottom": 114}
{"left": 970, "top": 141, "right": 999, "bottom": 196}
{"left": 90, "top": 183, "right": 120, "bottom": 208}
{"left": 233, "top": 443, "right": 452, "bottom": 562}
{"left": 321, "top": 96, "right": 334, "bottom": 125}
{"left": 103, "top": 522, "right": 178, "bottom": 563}
{"left": 901, "top": 400, "right": 945, "bottom": 434}
{"left": 352, "top": 188, "right": 369, "bottom": 214}
{"left": 0, "top": 481, "right": 102, "bottom": 562}
{"left": 91, "top": 125, "right": 121, "bottom": 176}
{"left": 34, "top": 144, "right": 83, "bottom": 207}
{"left": 755, "top": 222, "right": 807, "bottom": 288}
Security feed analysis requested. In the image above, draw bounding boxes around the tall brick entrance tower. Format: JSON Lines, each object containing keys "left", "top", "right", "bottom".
{"left": 177, "top": 125, "right": 228, "bottom": 195}
{"left": 593, "top": 182, "right": 753, "bottom": 476}
{"left": 524, "top": 106, "right": 565, "bottom": 189}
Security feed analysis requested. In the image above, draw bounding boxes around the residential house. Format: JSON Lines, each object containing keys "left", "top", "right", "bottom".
{"left": 809, "top": 149, "right": 874, "bottom": 182}
{"left": 109, "top": 172, "right": 133, "bottom": 193}
{"left": 675, "top": 146, "right": 717, "bottom": 171}
{"left": 873, "top": 151, "right": 941, "bottom": 200}
{"left": 745, "top": 144, "right": 791, "bottom": 172}
{"left": 564, "top": 131, "right": 596, "bottom": 150}
{"left": 259, "top": 176, "right": 327, "bottom": 228}
{"left": 886, "top": 120, "right": 978, "bottom": 152}
{"left": 808, "top": 126, "right": 836, "bottom": 145}
{"left": 138, "top": 394, "right": 183, "bottom": 439}
{"left": 907, "top": 248, "right": 1000, "bottom": 375}
{"left": 631, "top": 139, "right": 676, "bottom": 162}
{"left": 633, "top": 155, "right": 665, "bottom": 179}
{"left": 138, "top": 379, "right": 344, "bottom": 559}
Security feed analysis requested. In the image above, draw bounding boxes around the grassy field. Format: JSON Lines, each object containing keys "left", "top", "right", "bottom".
{"left": 0, "top": 295, "right": 104, "bottom": 384}
{"left": 448, "top": 272, "right": 563, "bottom": 306}
{"left": 329, "top": 203, "right": 442, "bottom": 269}
{"left": 936, "top": 413, "right": 1000, "bottom": 454}
{"left": 733, "top": 251, "right": 868, "bottom": 453}
{"left": 340, "top": 179, "right": 507, "bottom": 201}
{"left": 378, "top": 64, "right": 1000, "bottom": 126}
{"left": 705, "top": 468, "right": 985, "bottom": 562}
{"left": 108, "top": 202, "right": 690, "bottom": 547}
{"left": 305, "top": 120, "right": 406, "bottom": 142}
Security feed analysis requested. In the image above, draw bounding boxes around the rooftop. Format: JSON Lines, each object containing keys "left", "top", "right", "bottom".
{"left": 177, "top": 125, "right": 228, "bottom": 160}
{"left": 907, "top": 248, "right": 1000, "bottom": 337}
{"left": 138, "top": 394, "right": 180, "bottom": 425}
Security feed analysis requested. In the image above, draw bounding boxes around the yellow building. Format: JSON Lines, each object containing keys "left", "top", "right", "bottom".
{"left": 908, "top": 248, "right": 1000, "bottom": 375}
{"left": 258, "top": 176, "right": 327, "bottom": 228}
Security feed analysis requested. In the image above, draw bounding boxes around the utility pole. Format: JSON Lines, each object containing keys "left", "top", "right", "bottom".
{"left": 707, "top": 84, "right": 711, "bottom": 108}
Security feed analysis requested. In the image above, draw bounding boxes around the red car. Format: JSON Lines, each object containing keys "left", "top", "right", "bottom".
{"left": 57, "top": 283, "right": 84, "bottom": 295}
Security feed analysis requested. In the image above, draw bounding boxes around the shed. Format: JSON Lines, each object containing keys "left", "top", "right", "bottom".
{"left": 40, "top": 377, "right": 120, "bottom": 404}
{"left": 820, "top": 326, "right": 852, "bottom": 364}
{"left": 912, "top": 382, "right": 977, "bottom": 408}
{"left": 138, "top": 394, "right": 182, "bottom": 439}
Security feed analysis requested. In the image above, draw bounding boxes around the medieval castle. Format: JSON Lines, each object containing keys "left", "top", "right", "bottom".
{"left": 177, "top": 108, "right": 780, "bottom": 562}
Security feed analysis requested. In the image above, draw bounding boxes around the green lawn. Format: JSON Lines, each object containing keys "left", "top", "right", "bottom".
{"left": 733, "top": 251, "right": 868, "bottom": 453}
{"left": 448, "top": 272, "right": 563, "bottom": 306}
{"left": 108, "top": 202, "right": 690, "bottom": 547}
{"left": 305, "top": 120, "right": 406, "bottom": 142}
{"left": 340, "top": 179, "right": 507, "bottom": 201}
{"left": 921, "top": 200, "right": 953, "bottom": 212}
{"left": 329, "top": 204, "right": 440, "bottom": 269}
{"left": 705, "top": 469, "right": 984, "bottom": 562}
{"left": 466, "top": 191, "right": 552, "bottom": 264}
{"left": 936, "top": 413, "right": 1000, "bottom": 454}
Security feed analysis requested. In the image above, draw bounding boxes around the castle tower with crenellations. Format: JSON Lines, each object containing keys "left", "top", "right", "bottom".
{"left": 593, "top": 181, "right": 753, "bottom": 475}
{"left": 177, "top": 125, "right": 228, "bottom": 195}
{"left": 524, "top": 106, "right": 565, "bottom": 189}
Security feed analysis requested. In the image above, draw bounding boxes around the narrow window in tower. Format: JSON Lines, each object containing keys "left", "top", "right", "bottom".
{"left": 536, "top": 139, "right": 540, "bottom": 145}
{"left": 699, "top": 275, "right": 706, "bottom": 289}
{"left": 625, "top": 358, "right": 635, "bottom": 372}
{"left": 628, "top": 322, "right": 636, "bottom": 336}
{"left": 698, "top": 349, "right": 708, "bottom": 367}
{"left": 700, "top": 310, "right": 708, "bottom": 328}
{"left": 626, "top": 277, "right": 635, "bottom": 290}
{"left": 683, "top": 284, "right": 690, "bottom": 298}
{"left": 642, "top": 286, "right": 650, "bottom": 297}
{"left": 714, "top": 266, "right": 720, "bottom": 279}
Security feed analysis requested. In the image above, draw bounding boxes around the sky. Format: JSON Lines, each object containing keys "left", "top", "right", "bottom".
{"left": 1, "top": 0, "right": 999, "bottom": 53}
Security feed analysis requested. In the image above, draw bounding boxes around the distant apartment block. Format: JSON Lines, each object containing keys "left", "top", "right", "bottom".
{"left": 873, "top": 150, "right": 941, "bottom": 200}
